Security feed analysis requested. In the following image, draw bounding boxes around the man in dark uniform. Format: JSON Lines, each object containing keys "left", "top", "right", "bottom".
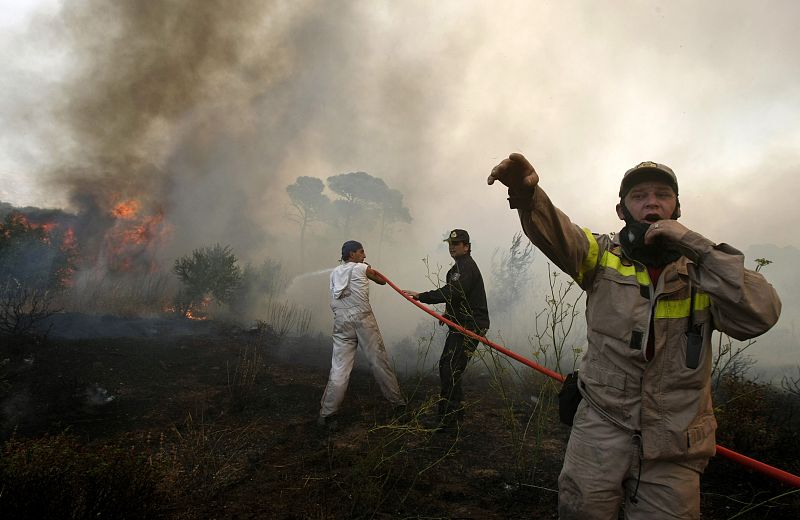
{"left": 404, "top": 229, "right": 490, "bottom": 427}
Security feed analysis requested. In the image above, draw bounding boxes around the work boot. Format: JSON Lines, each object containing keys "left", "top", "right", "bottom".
{"left": 420, "top": 413, "right": 445, "bottom": 430}
{"left": 391, "top": 404, "right": 410, "bottom": 423}
{"left": 316, "top": 414, "right": 338, "bottom": 431}
{"left": 438, "top": 401, "right": 465, "bottom": 426}
{"left": 434, "top": 404, "right": 464, "bottom": 433}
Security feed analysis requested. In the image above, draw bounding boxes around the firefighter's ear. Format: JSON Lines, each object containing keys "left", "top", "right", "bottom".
{"left": 615, "top": 203, "right": 626, "bottom": 220}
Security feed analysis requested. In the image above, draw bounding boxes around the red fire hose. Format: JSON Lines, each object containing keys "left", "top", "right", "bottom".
{"left": 372, "top": 269, "right": 800, "bottom": 489}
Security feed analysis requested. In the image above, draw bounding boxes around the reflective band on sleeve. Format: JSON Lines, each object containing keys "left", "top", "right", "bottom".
{"left": 655, "top": 292, "right": 711, "bottom": 318}
{"left": 576, "top": 228, "right": 599, "bottom": 284}
{"left": 695, "top": 292, "right": 710, "bottom": 311}
{"left": 599, "top": 251, "right": 651, "bottom": 286}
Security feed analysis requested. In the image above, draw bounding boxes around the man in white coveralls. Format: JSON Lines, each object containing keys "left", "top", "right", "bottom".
{"left": 317, "top": 240, "right": 406, "bottom": 428}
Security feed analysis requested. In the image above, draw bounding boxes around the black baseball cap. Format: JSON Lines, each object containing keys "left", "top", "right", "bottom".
{"left": 619, "top": 161, "right": 679, "bottom": 198}
{"left": 444, "top": 229, "right": 470, "bottom": 243}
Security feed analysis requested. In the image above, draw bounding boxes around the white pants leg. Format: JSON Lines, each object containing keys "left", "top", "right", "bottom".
{"left": 319, "top": 310, "right": 405, "bottom": 418}
{"left": 356, "top": 311, "right": 405, "bottom": 406}
{"left": 319, "top": 313, "right": 358, "bottom": 418}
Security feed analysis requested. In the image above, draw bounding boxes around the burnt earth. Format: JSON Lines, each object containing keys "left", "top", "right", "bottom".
{"left": 0, "top": 317, "right": 796, "bottom": 519}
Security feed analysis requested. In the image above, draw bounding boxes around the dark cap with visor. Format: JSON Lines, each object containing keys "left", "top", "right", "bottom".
{"left": 444, "top": 229, "right": 470, "bottom": 244}
{"left": 619, "top": 161, "right": 679, "bottom": 198}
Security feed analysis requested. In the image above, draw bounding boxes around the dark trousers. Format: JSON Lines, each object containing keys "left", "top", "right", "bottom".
{"left": 438, "top": 330, "right": 480, "bottom": 413}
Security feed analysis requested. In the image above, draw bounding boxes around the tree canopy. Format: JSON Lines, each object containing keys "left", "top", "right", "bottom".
{"left": 285, "top": 171, "right": 412, "bottom": 263}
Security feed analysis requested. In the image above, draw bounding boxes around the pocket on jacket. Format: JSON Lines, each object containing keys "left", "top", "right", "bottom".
{"left": 582, "top": 362, "right": 628, "bottom": 418}
{"left": 686, "top": 414, "right": 717, "bottom": 458}
{"left": 585, "top": 364, "right": 626, "bottom": 391}
{"left": 665, "top": 319, "right": 711, "bottom": 391}
{"left": 588, "top": 269, "right": 648, "bottom": 344}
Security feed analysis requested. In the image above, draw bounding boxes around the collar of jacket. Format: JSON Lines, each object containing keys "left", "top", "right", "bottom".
{"left": 453, "top": 253, "right": 472, "bottom": 266}
{"left": 609, "top": 233, "right": 691, "bottom": 293}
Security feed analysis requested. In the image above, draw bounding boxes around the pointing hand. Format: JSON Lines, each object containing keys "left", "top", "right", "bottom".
{"left": 488, "top": 153, "right": 539, "bottom": 194}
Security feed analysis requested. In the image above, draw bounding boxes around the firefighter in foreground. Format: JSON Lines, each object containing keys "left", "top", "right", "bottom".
{"left": 488, "top": 154, "right": 781, "bottom": 519}
{"left": 318, "top": 240, "right": 406, "bottom": 428}
{"left": 403, "top": 229, "right": 490, "bottom": 429}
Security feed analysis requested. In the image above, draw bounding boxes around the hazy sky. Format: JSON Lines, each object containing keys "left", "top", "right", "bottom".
{"left": 1, "top": 0, "right": 798, "bottom": 368}
{"left": 3, "top": 0, "right": 799, "bottom": 250}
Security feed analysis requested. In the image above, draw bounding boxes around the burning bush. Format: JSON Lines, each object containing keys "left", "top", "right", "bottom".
{"left": 0, "top": 214, "right": 68, "bottom": 345}
{"left": 0, "top": 212, "right": 76, "bottom": 290}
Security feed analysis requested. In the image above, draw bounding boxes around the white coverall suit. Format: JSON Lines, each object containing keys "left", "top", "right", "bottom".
{"left": 319, "top": 262, "right": 405, "bottom": 418}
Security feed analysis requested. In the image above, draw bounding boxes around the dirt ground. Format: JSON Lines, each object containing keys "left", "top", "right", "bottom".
{"left": 1, "top": 316, "right": 798, "bottom": 519}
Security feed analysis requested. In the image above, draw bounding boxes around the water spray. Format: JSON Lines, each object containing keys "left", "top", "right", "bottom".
{"left": 285, "top": 267, "right": 334, "bottom": 294}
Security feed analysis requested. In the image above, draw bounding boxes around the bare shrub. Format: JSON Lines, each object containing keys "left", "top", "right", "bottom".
{"left": 165, "top": 411, "right": 265, "bottom": 497}
{"left": 711, "top": 334, "right": 757, "bottom": 392}
{"left": 490, "top": 231, "right": 535, "bottom": 314}
{"left": 0, "top": 278, "right": 59, "bottom": 340}
{"left": 528, "top": 264, "right": 584, "bottom": 375}
{"left": 713, "top": 375, "right": 777, "bottom": 453}
{"left": 229, "top": 258, "right": 288, "bottom": 319}
{"left": 782, "top": 365, "right": 800, "bottom": 398}
{"left": 259, "top": 299, "right": 312, "bottom": 341}
{"left": 227, "top": 340, "right": 264, "bottom": 410}
{"left": 59, "top": 270, "right": 174, "bottom": 316}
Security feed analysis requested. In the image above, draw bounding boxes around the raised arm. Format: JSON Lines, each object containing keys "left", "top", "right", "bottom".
{"left": 489, "top": 153, "right": 595, "bottom": 287}
{"left": 366, "top": 266, "right": 386, "bottom": 285}
{"left": 679, "top": 232, "right": 781, "bottom": 340}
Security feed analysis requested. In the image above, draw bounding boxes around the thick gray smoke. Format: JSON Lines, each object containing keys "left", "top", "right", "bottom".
{"left": 5, "top": 1, "right": 800, "bottom": 375}
{"left": 50, "top": 1, "right": 315, "bottom": 262}
{"left": 8, "top": 1, "right": 463, "bottom": 358}
{"left": 41, "top": 0, "right": 458, "bottom": 272}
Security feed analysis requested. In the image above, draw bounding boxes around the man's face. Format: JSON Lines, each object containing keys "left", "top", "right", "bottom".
{"left": 616, "top": 181, "right": 678, "bottom": 223}
{"left": 348, "top": 248, "right": 366, "bottom": 263}
{"left": 448, "top": 241, "right": 470, "bottom": 258}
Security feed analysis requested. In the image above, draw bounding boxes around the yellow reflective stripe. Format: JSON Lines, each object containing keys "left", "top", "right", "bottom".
{"left": 599, "top": 251, "right": 651, "bottom": 286}
{"left": 694, "top": 292, "right": 710, "bottom": 311}
{"left": 655, "top": 298, "right": 690, "bottom": 318}
{"left": 655, "top": 292, "right": 711, "bottom": 318}
{"left": 576, "top": 228, "right": 599, "bottom": 284}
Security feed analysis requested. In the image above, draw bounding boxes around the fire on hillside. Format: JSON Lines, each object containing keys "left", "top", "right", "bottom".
{"left": 1, "top": 194, "right": 172, "bottom": 285}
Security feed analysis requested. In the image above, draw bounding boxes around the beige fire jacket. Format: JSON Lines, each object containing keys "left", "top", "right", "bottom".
{"left": 517, "top": 186, "right": 781, "bottom": 469}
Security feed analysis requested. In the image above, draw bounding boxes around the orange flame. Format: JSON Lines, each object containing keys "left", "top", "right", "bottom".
{"left": 111, "top": 199, "right": 140, "bottom": 220}
{"left": 104, "top": 204, "right": 170, "bottom": 273}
